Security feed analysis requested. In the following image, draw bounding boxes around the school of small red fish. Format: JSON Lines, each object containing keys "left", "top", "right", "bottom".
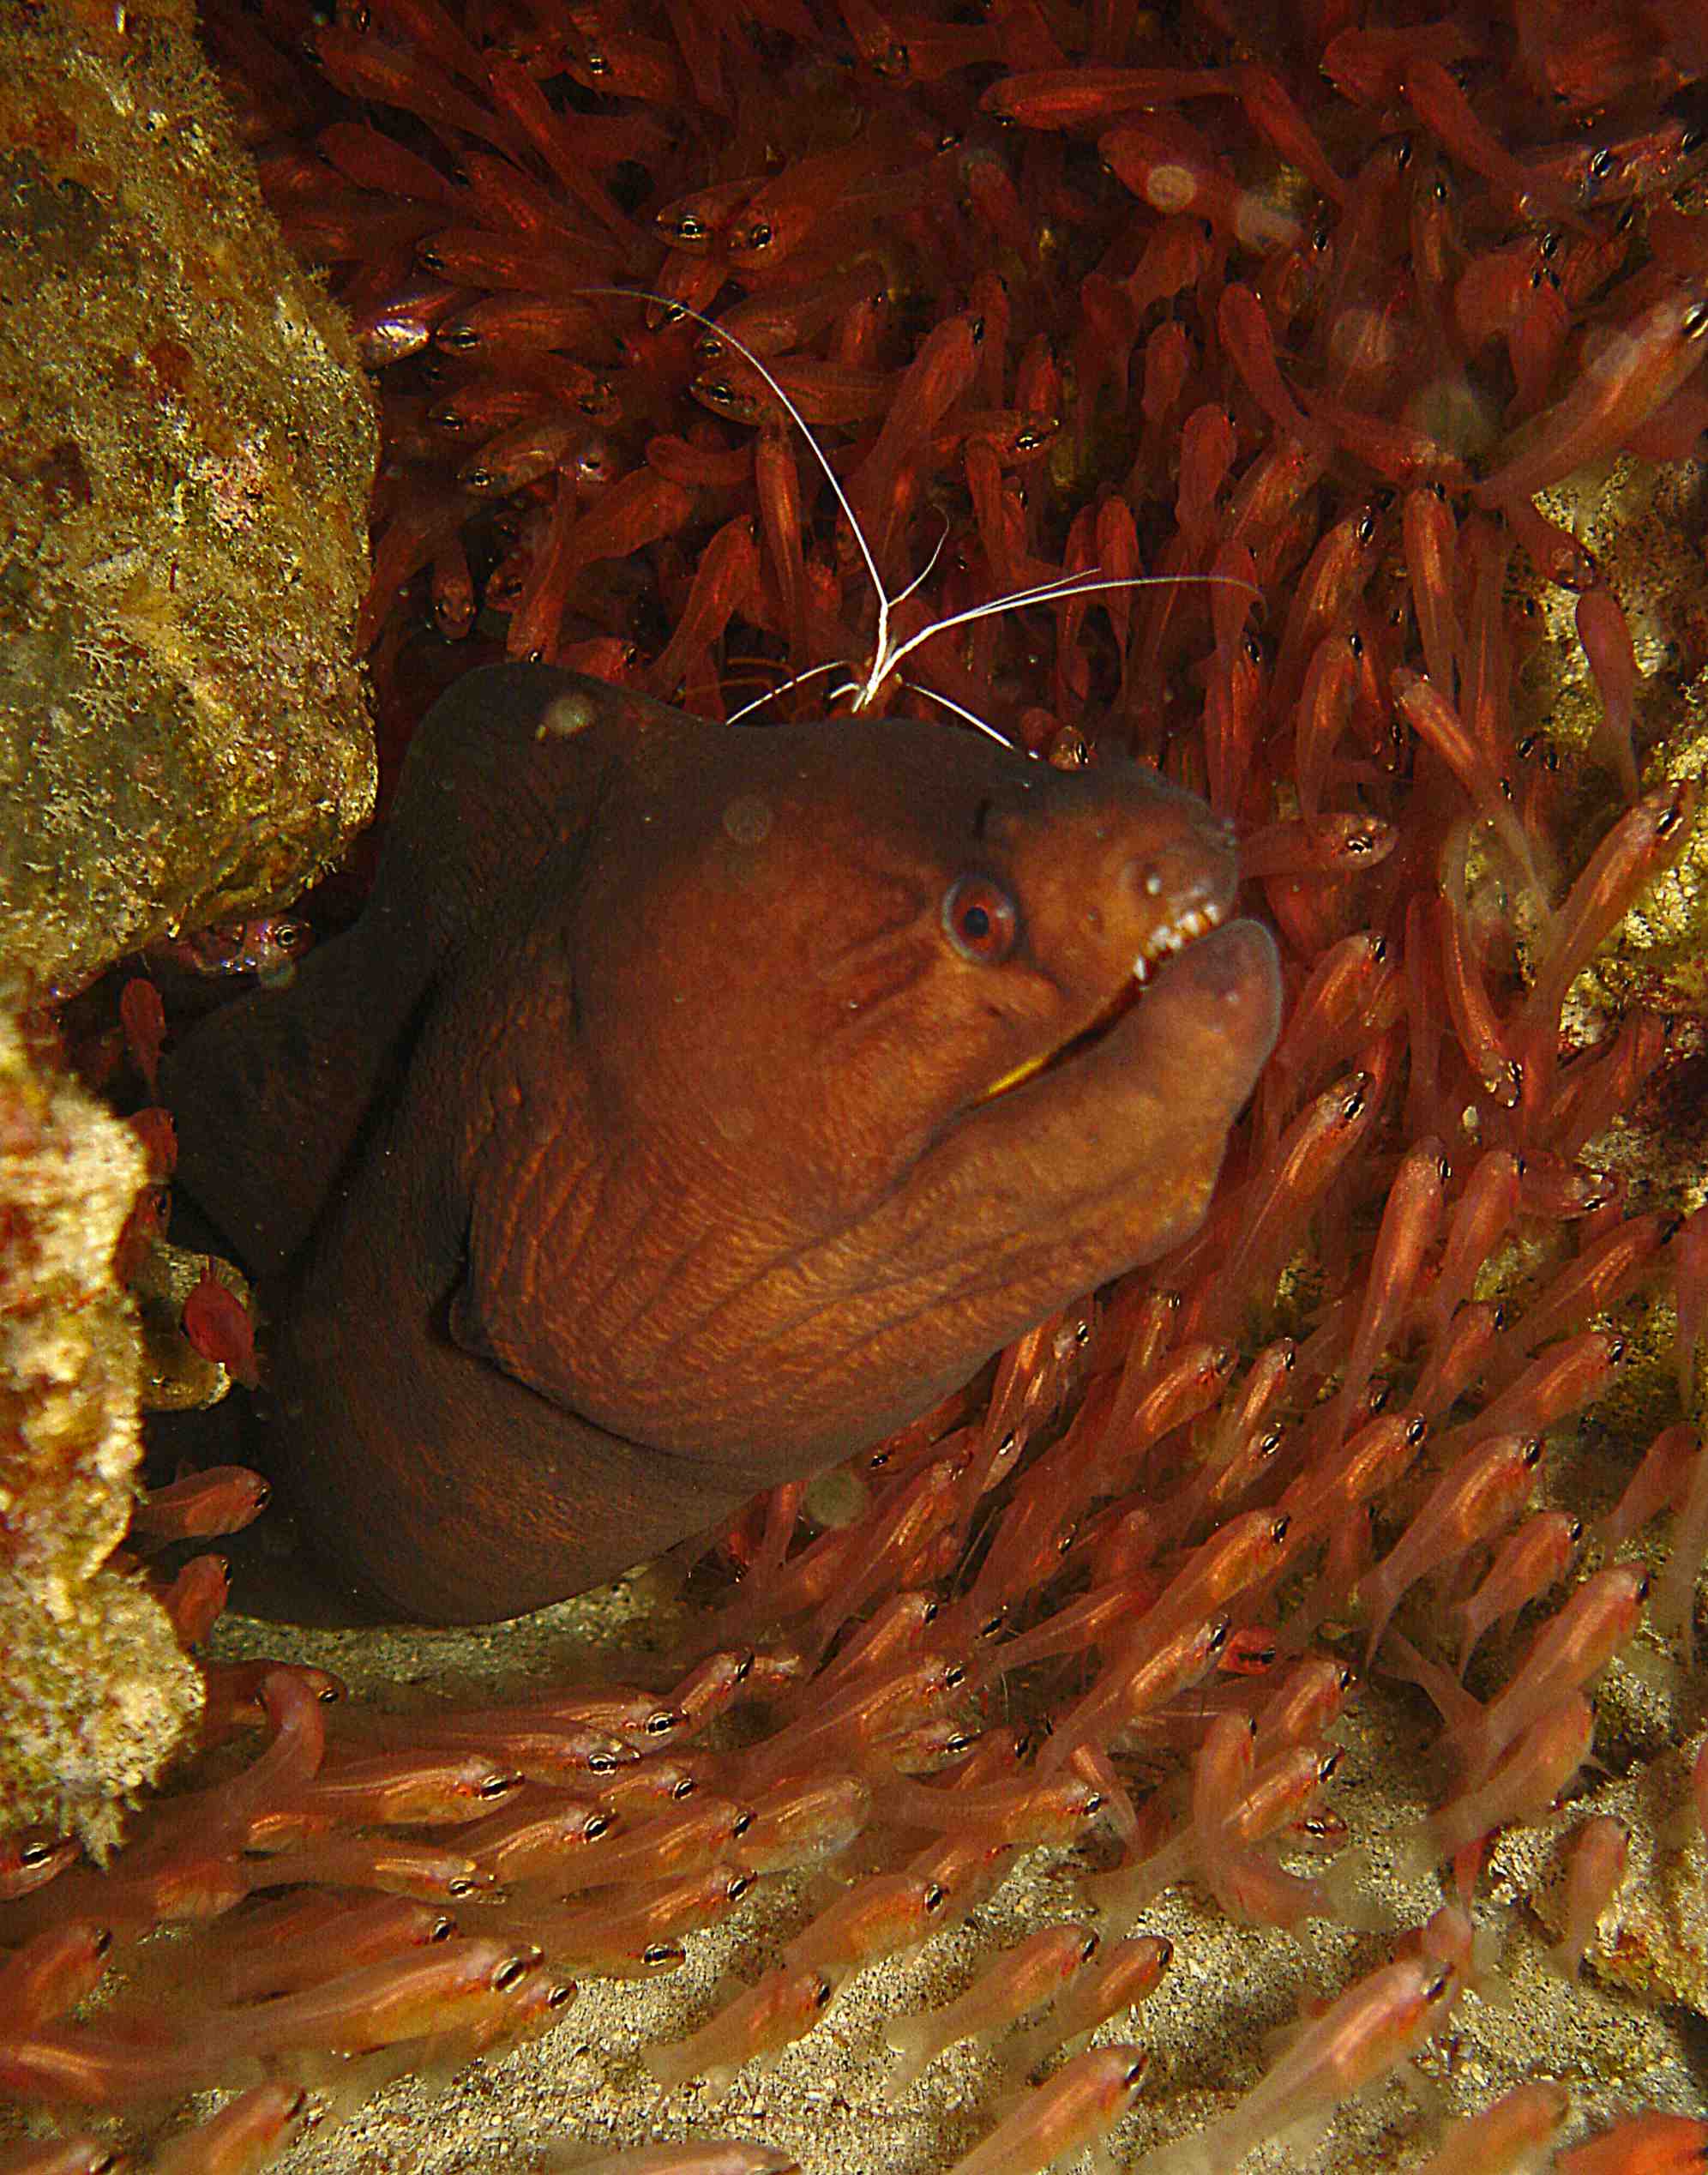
{"left": 9, "top": 0, "right": 1708, "bottom": 2168}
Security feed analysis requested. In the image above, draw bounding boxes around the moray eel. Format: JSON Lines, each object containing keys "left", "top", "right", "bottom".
{"left": 163, "top": 666, "right": 1281, "bottom": 1624}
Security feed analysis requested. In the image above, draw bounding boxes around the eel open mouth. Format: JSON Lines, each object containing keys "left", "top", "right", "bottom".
{"left": 977, "top": 895, "right": 1230, "bottom": 1106}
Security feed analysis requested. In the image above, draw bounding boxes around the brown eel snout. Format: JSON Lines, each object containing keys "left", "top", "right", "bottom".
{"left": 163, "top": 666, "right": 1281, "bottom": 1623}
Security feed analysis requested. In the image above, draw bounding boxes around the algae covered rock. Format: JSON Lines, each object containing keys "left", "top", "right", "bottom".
{"left": 0, "top": 1006, "right": 201, "bottom": 1853}
{"left": 0, "top": 0, "right": 377, "bottom": 999}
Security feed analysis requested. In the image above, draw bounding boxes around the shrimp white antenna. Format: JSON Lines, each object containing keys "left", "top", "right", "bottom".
{"left": 585, "top": 286, "right": 1260, "bottom": 732}
{"left": 725, "top": 658, "right": 843, "bottom": 726}
{"left": 902, "top": 681, "right": 1024, "bottom": 750}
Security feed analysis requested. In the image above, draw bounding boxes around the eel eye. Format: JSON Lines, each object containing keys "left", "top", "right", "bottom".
{"left": 942, "top": 874, "right": 1019, "bottom": 964}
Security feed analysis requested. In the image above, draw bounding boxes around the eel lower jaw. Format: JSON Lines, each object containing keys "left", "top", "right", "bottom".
{"left": 976, "top": 896, "right": 1230, "bottom": 1106}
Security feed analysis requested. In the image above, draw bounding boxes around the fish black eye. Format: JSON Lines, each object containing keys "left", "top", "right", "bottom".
{"left": 549, "top": 1980, "right": 575, "bottom": 2006}
{"left": 923, "top": 1882, "right": 947, "bottom": 1912}
{"left": 1682, "top": 298, "right": 1708, "bottom": 340}
{"left": 942, "top": 874, "right": 1019, "bottom": 964}
{"left": 494, "top": 1955, "right": 530, "bottom": 1991}
{"left": 586, "top": 1811, "right": 613, "bottom": 1838}
{"left": 742, "top": 220, "right": 773, "bottom": 251}
{"left": 813, "top": 1974, "right": 834, "bottom": 2008}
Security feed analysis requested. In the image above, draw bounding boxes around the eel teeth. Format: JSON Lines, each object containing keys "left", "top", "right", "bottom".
{"left": 1133, "top": 895, "right": 1225, "bottom": 982}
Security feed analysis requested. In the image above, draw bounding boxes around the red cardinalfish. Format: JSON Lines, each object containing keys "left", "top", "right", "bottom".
{"left": 1357, "top": 1433, "right": 1543, "bottom": 1664}
{"left": 1476, "top": 277, "right": 1708, "bottom": 502}
{"left": 875, "top": 1772, "right": 1110, "bottom": 1852}
{"left": 1653, "top": 1425, "right": 1708, "bottom": 1660}
{"left": 1404, "top": 1693, "right": 1596, "bottom": 1878}
{"left": 129, "top": 1467, "right": 269, "bottom": 1543}
{"left": 1003, "top": 1933, "right": 1173, "bottom": 2078}
{"left": 1597, "top": 1423, "right": 1699, "bottom": 1552}
{"left": 1132, "top": 1908, "right": 1467, "bottom": 2174}
{"left": 532, "top": 1794, "right": 755, "bottom": 1895}
{"left": 943, "top": 2044, "right": 1149, "bottom": 2175}
{"left": 1423, "top": 1147, "right": 1524, "bottom": 1336}
{"left": 1554, "top": 2112, "right": 1708, "bottom": 2172}
{"left": 1040, "top": 1615, "right": 1232, "bottom": 1777}
{"left": 1415, "top": 2079, "right": 1572, "bottom": 2175}
{"left": 129, "top": 1667, "right": 326, "bottom": 1867}
{"left": 200, "top": 1893, "right": 457, "bottom": 2004}
{"left": 149, "top": 2084, "right": 310, "bottom": 2175}
{"left": 1451, "top": 1563, "right": 1649, "bottom": 1780}
{"left": 273, "top": 1748, "right": 522, "bottom": 1826}
{"left": 1514, "top": 777, "right": 1699, "bottom": 1106}
{"left": 0, "top": 2141, "right": 129, "bottom": 2175}
{"left": 779, "top": 1871, "right": 951, "bottom": 1987}
{"left": 201, "top": 1937, "right": 544, "bottom": 2062}
{"left": 235, "top": 1837, "right": 490, "bottom": 1902}
{"left": 0, "top": 1925, "right": 114, "bottom": 2032}
{"left": 643, "top": 1963, "right": 835, "bottom": 2098}
{"left": 478, "top": 1866, "right": 753, "bottom": 1974}
{"left": 1549, "top": 1814, "right": 1630, "bottom": 1980}
{"left": 1454, "top": 1509, "right": 1585, "bottom": 1674}
{"left": 737, "top": 1774, "right": 873, "bottom": 1875}
{"left": 455, "top": 1790, "right": 612, "bottom": 1883}
{"left": 882, "top": 1922, "right": 1101, "bottom": 2099}
{"left": 1329, "top": 1139, "right": 1449, "bottom": 1441}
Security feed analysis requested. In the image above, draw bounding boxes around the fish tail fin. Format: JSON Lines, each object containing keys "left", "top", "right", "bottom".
{"left": 880, "top": 2018, "right": 936, "bottom": 2101}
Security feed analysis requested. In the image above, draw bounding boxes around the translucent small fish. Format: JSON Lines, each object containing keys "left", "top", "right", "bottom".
{"left": 644, "top": 1964, "right": 833, "bottom": 2097}
{"left": 1134, "top": 1908, "right": 1466, "bottom": 2173}
{"left": 1004, "top": 1934, "right": 1173, "bottom": 2076}
{"left": 1414, "top": 2079, "right": 1572, "bottom": 2175}
{"left": 1549, "top": 1814, "right": 1630, "bottom": 1980}
{"left": 944, "top": 2043, "right": 1149, "bottom": 2175}
{"left": 884, "top": 1922, "right": 1100, "bottom": 2099}
{"left": 150, "top": 2084, "right": 310, "bottom": 2175}
{"left": 1554, "top": 2112, "right": 1708, "bottom": 2173}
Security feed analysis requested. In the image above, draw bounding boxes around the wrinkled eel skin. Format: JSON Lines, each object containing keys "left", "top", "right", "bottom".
{"left": 162, "top": 666, "right": 1281, "bottom": 1623}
